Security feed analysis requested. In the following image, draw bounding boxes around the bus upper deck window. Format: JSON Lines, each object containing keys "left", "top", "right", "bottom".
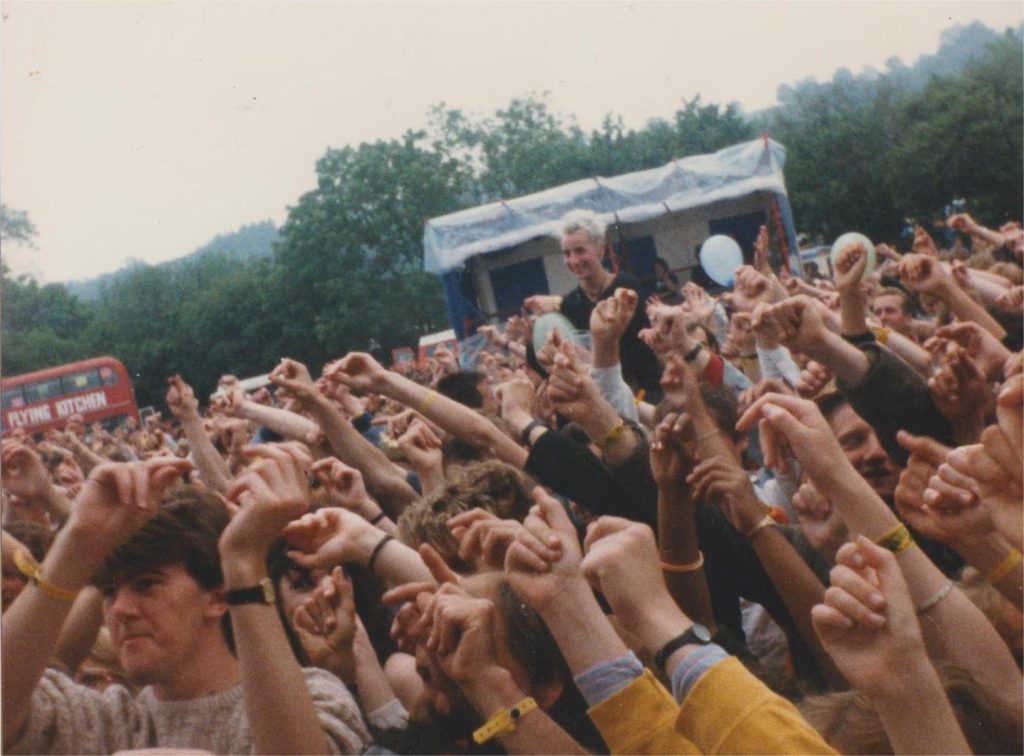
{"left": 62, "top": 370, "right": 103, "bottom": 394}
{"left": 23, "top": 378, "right": 63, "bottom": 404}
{"left": 99, "top": 367, "right": 120, "bottom": 386}
{"left": 2, "top": 388, "right": 25, "bottom": 409}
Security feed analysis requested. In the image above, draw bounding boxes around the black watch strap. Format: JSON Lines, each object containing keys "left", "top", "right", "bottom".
{"left": 683, "top": 343, "right": 704, "bottom": 363}
{"left": 225, "top": 577, "right": 276, "bottom": 606}
{"left": 654, "top": 623, "right": 713, "bottom": 671}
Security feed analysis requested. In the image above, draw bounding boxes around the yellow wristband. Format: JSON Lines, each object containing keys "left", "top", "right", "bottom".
{"left": 597, "top": 420, "right": 627, "bottom": 451}
{"left": 985, "top": 548, "right": 1022, "bottom": 585}
{"left": 875, "top": 523, "right": 915, "bottom": 555}
{"left": 13, "top": 549, "right": 79, "bottom": 602}
{"left": 417, "top": 390, "right": 437, "bottom": 415}
{"left": 876, "top": 326, "right": 891, "bottom": 346}
{"left": 472, "top": 696, "right": 537, "bottom": 744}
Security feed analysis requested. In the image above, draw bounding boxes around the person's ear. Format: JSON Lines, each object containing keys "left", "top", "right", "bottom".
{"left": 534, "top": 675, "right": 565, "bottom": 711}
{"left": 205, "top": 587, "right": 229, "bottom": 621}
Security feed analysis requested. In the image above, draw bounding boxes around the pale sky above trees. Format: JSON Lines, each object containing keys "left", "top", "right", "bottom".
{"left": 3, "top": 1, "right": 1021, "bottom": 283}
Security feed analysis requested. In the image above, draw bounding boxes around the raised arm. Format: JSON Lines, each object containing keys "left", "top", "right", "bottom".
{"left": 224, "top": 387, "right": 322, "bottom": 446}
{"left": 58, "top": 431, "right": 107, "bottom": 475}
{"left": 326, "top": 353, "right": 528, "bottom": 469}
{"left": 590, "top": 288, "right": 643, "bottom": 422}
{"left": 832, "top": 240, "right": 870, "bottom": 337}
{"left": 283, "top": 506, "right": 433, "bottom": 587}
{"left": 269, "top": 358, "right": 418, "bottom": 516}
{"left": 898, "top": 253, "right": 1006, "bottom": 340}
{"left": 221, "top": 442, "right": 335, "bottom": 755}
{"left": 420, "top": 583, "right": 586, "bottom": 754}
{"left": 166, "top": 375, "right": 232, "bottom": 494}
{"left": 546, "top": 338, "right": 641, "bottom": 466}
{"left": 1, "top": 440, "right": 71, "bottom": 526}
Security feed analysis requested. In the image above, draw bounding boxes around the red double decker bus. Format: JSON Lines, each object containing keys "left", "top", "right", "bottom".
{"left": 1, "top": 357, "right": 140, "bottom": 437}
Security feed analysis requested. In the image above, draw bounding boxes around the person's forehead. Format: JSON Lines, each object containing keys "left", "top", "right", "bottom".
{"left": 827, "top": 404, "right": 870, "bottom": 436}
{"left": 873, "top": 295, "right": 902, "bottom": 309}
{"left": 561, "top": 231, "right": 595, "bottom": 250}
{"left": 112, "top": 562, "right": 196, "bottom": 590}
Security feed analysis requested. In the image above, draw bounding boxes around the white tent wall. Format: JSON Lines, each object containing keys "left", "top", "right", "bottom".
{"left": 470, "top": 191, "right": 772, "bottom": 320}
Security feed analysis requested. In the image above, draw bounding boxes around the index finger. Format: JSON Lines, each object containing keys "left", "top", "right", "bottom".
{"left": 735, "top": 392, "right": 806, "bottom": 432}
{"left": 382, "top": 581, "right": 436, "bottom": 606}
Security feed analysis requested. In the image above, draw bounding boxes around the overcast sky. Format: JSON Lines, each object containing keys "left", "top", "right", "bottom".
{"left": 3, "top": 1, "right": 1021, "bottom": 284}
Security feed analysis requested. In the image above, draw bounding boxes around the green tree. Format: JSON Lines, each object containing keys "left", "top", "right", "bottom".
{"left": 1, "top": 268, "right": 93, "bottom": 375}
{"left": 269, "top": 130, "right": 462, "bottom": 371}
{"left": 0, "top": 205, "right": 37, "bottom": 247}
{"left": 886, "top": 32, "right": 1023, "bottom": 226}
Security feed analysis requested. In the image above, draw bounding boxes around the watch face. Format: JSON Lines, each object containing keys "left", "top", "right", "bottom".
{"left": 690, "top": 623, "right": 713, "bottom": 643}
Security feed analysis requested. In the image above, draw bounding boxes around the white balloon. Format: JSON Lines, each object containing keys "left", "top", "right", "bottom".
{"left": 830, "top": 232, "right": 876, "bottom": 281}
{"left": 532, "top": 312, "right": 583, "bottom": 355}
{"left": 700, "top": 235, "right": 744, "bottom": 287}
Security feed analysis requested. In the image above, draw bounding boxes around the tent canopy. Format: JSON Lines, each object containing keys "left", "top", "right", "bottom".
{"left": 423, "top": 137, "right": 789, "bottom": 274}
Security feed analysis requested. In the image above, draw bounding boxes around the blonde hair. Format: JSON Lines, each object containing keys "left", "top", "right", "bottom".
{"left": 558, "top": 209, "right": 606, "bottom": 247}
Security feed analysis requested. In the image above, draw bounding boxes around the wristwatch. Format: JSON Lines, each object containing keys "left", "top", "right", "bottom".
{"left": 654, "top": 623, "right": 713, "bottom": 672}
{"left": 225, "top": 577, "right": 276, "bottom": 606}
{"left": 519, "top": 418, "right": 548, "bottom": 447}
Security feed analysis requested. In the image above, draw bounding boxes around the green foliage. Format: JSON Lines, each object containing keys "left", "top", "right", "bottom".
{"left": 0, "top": 205, "right": 38, "bottom": 247}
{"left": 269, "top": 131, "right": 460, "bottom": 371}
{"left": 885, "top": 32, "right": 1023, "bottom": 226}
{"left": 1, "top": 270, "right": 92, "bottom": 374}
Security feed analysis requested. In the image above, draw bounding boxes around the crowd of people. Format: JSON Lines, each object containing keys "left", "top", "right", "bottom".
{"left": 2, "top": 207, "right": 1022, "bottom": 754}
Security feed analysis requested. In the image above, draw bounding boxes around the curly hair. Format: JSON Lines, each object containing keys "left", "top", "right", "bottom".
{"left": 397, "top": 460, "right": 535, "bottom": 572}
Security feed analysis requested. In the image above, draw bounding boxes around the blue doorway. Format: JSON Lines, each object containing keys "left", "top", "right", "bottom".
{"left": 489, "top": 257, "right": 549, "bottom": 319}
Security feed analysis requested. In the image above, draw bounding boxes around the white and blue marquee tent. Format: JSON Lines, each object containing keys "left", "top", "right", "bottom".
{"left": 423, "top": 136, "right": 800, "bottom": 338}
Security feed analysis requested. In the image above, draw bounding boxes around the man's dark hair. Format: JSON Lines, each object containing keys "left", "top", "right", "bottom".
{"left": 874, "top": 286, "right": 915, "bottom": 315}
{"left": 93, "top": 486, "right": 229, "bottom": 593}
{"left": 441, "top": 435, "right": 487, "bottom": 470}
{"left": 436, "top": 371, "right": 487, "bottom": 410}
{"left": 815, "top": 391, "right": 849, "bottom": 423}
